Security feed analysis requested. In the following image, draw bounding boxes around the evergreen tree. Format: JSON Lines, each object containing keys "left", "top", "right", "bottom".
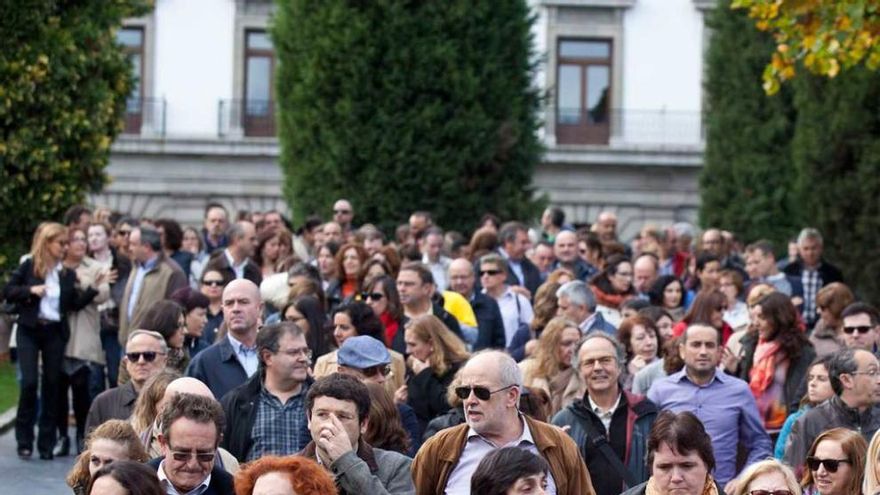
{"left": 700, "top": 0, "right": 802, "bottom": 250}
{"left": 273, "top": 0, "right": 544, "bottom": 234}
{"left": 792, "top": 68, "right": 880, "bottom": 302}
{"left": 0, "top": 0, "right": 150, "bottom": 270}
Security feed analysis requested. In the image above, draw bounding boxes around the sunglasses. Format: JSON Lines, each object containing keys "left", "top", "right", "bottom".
{"left": 126, "top": 351, "right": 164, "bottom": 363}
{"left": 749, "top": 491, "right": 793, "bottom": 495}
{"left": 202, "top": 279, "right": 224, "bottom": 287}
{"left": 806, "top": 456, "right": 850, "bottom": 473}
{"left": 361, "top": 292, "right": 384, "bottom": 302}
{"left": 454, "top": 384, "right": 515, "bottom": 401}
{"left": 843, "top": 325, "right": 873, "bottom": 334}
{"left": 169, "top": 449, "right": 216, "bottom": 463}
{"left": 361, "top": 365, "right": 392, "bottom": 378}
{"left": 479, "top": 269, "right": 502, "bottom": 277}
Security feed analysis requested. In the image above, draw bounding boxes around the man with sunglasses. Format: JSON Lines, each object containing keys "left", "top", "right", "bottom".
{"left": 839, "top": 302, "right": 880, "bottom": 352}
{"left": 412, "top": 350, "right": 595, "bottom": 495}
{"left": 220, "top": 321, "right": 314, "bottom": 462}
{"left": 336, "top": 335, "right": 423, "bottom": 454}
{"left": 86, "top": 329, "right": 167, "bottom": 433}
{"left": 783, "top": 347, "right": 880, "bottom": 472}
{"left": 151, "top": 392, "right": 233, "bottom": 495}
{"left": 448, "top": 258, "right": 506, "bottom": 351}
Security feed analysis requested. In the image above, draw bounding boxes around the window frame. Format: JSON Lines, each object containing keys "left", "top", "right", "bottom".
{"left": 555, "top": 37, "right": 613, "bottom": 145}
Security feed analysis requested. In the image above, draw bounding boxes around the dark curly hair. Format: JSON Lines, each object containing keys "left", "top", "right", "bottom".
{"left": 755, "top": 292, "right": 809, "bottom": 361}
{"left": 332, "top": 301, "right": 384, "bottom": 342}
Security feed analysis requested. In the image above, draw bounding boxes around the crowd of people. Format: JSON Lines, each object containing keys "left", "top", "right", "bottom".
{"left": 2, "top": 199, "right": 879, "bottom": 495}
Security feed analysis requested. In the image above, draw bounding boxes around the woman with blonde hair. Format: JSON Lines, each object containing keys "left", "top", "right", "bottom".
{"left": 397, "top": 314, "right": 470, "bottom": 430}
{"left": 128, "top": 370, "right": 182, "bottom": 449}
{"left": 801, "top": 427, "right": 867, "bottom": 495}
{"left": 732, "top": 459, "right": 801, "bottom": 495}
{"left": 508, "top": 281, "right": 561, "bottom": 361}
{"left": 863, "top": 429, "right": 880, "bottom": 495}
{"left": 66, "top": 419, "right": 149, "bottom": 495}
{"left": 518, "top": 317, "right": 581, "bottom": 416}
{"left": 3, "top": 222, "right": 80, "bottom": 459}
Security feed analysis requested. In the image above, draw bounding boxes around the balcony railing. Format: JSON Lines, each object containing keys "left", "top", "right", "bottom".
{"left": 218, "top": 99, "right": 276, "bottom": 138}
{"left": 122, "top": 97, "right": 166, "bottom": 136}
{"left": 553, "top": 107, "right": 704, "bottom": 147}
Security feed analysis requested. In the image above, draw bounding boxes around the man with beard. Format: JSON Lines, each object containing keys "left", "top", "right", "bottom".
{"left": 552, "top": 333, "right": 657, "bottom": 495}
{"left": 220, "top": 321, "right": 313, "bottom": 462}
{"left": 412, "top": 350, "right": 595, "bottom": 495}
{"left": 647, "top": 324, "right": 771, "bottom": 488}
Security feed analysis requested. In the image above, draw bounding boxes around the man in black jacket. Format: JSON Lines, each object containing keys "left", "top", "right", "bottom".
{"left": 498, "top": 221, "right": 542, "bottom": 298}
{"left": 783, "top": 228, "right": 844, "bottom": 328}
{"left": 153, "top": 393, "right": 233, "bottom": 495}
{"left": 395, "top": 262, "right": 464, "bottom": 344}
{"left": 448, "top": 258, "right": 505, "bottom": 351}
{"left": 220, "top": 321, "right": 313, "bottom": 462}
{"left": 205, "top": 221, "right": 261, "bottom": 286}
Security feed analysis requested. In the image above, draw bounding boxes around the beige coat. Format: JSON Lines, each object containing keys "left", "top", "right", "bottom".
{"left": 313, "top": 348, "right": 406, "bottom": 396}
{"left": 65, "top": 257, "right": 110, "bottom": 364}
{"left": 118, "top": 255, "right": 187, "bottom": 345}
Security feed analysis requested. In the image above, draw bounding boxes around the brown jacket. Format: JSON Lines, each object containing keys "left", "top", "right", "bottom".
{"left": 411, "top": 414, "right": 595, "bottom": 495}
{"left": 118, "top": 255, "right": 187, "bottom": 345}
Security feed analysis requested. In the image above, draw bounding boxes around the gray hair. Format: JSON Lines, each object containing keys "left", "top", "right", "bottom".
{"left": 127, "top": 329, "right": 168, "bottom": 353}
{"left": 829, "top": 348, "right": 859, "bottom": 396}
{"left": 572, "top": 331, "right": 626, "bottom": 370}
{"left": 672, "top": 222, "right": 695, "bottom": 239}
{"left": 797, "top": 227, "right": 823, "bottom": 246}
{"left": 498, "top": 221, "right": 527, "bottom": 245}
{"left": 227, "top": 221, "right": 249, "bottom": 242}
{"left": 479, "top": 253, "right": 506, "bottom": 271}
{"left": 556, "top": 280, "right": 596, "bottom": 312}
{"left": 137, "top": 226, "right": 162, "bottom": 252}
{"left": 469, "top": 350, "right": 523, "bottom": 388}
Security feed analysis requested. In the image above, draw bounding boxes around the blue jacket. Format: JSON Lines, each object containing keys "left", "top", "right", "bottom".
{"left": 186, "top": 336, "right": 249, "bottom": 401}
{"left": 552, "top": 391, "right": 657, "bottom": 495}
{"left": 584, "top": 311, "right": 617, "bottom": 336}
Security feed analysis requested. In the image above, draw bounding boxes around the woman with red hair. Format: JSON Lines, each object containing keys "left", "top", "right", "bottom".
{"left": 234, "top": 455, "right": 337, "bottom": 495}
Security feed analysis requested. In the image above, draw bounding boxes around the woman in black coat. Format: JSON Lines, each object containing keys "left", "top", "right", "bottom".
{"left": 3, "top": 223, "right": 95, "bottom": 459}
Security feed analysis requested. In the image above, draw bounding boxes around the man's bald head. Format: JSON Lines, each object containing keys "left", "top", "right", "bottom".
{"left": 165, "top": 377, "right": 215, "bottom": 400}
{"left": 448, "top": 258, "right": 475, "bottom": 296}
{"left": 222, "top": 279, "right": 263, "bottom": 338}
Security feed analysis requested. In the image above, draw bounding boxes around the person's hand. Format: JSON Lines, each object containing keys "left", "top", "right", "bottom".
{"left": 723, "top": 478, "right": 737, "bottom": 495}
{"left": 107, "top": 268, "right": 119, "bottom": 285}
{"left": 394, "top": 385, "right": 408, "bottom": 405}
{"left": 510, "top": 285, "right": 532, "bottom": 300}
{"left": 410, "top": 357, "right": 430, "bottom": 375}
{"left": 524, "top": 339, "right": 539, "bottom": 357}
{"left": 94, "top": 269, "right": 109, "bottom": 286}
{"left": 721, "top": 346, "right": 740, "bottom": 373}
{"left": 628, "top": 355, "right": 648, "bottom": 375}
{"left": 315, "top": 413, "right": 354, "bottom": 465}
{"left": 30, "top": 285, "right": 46, "bottom": 297}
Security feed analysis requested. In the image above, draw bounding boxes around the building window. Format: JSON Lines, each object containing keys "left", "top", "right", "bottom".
{"left": 556, "top": 39, "right": 611, "bottom": 145}
{"left": 243, "top": 30, "right": 275, "bottom": 137}
{"left": 117, "top": 27, "right": 144, "bottom": 134}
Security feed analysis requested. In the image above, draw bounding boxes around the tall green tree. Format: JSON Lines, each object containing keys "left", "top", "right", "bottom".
{"left": 700, "top": 0, "right": 802, "bottom": 251}
{"left": 0, "top": 0, "right": 150, "bottom": 270}
{"left": 273, "top": 0, "right": 544, "bottom": 234}
{"left": 792, "top": 68, "right": 880, "bottom": 302}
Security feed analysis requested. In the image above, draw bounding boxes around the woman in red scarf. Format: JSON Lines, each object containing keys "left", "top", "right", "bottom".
{"left": 362, "top": 275, "right": 406, "bottom": 355}
{"left": 738, "top": 292, "right": 815, "bottom": 433}
{"left": 589, "top": 254, "right": 637, "bottom": 327}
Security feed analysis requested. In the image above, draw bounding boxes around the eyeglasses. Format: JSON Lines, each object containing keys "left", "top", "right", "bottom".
{"left": 361, "top": 365, "right": 392, "bottom": 378}
{"left": 125, "top": 351, "right": 165, "bottom": 363}
{"left": 169, "top": 448, "right": 216, "bottom": 464}
{"left": 843, "top": 325, "right": 874, "bottom": 334}
{"left": 806, "top": 456, "right": 851, "bottom": 473}
{"left": 454, "top": 384, "right": 515, "bottom": 401}
{"left": 202, "top": 279, "right": 224, "bottom": 287}
{"left": 580, "top": 356, "right": 617, "bottom": 369}
{"left": 479, "top": 270, "right": 503, "bottom": 277}
{"left": 850, "top": 368, "right": 880, "bottom": 377}
{"left": 749, "top": 490, "right": 793, "bottom": 495}
{"left": 361, "top": 292, "right": 384, "bottom": 302}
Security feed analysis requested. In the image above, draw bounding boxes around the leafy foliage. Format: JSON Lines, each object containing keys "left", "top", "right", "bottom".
{"left": 700, "top": 0, "right": 803, "bottom": 249}
{"left": 0, "top": 0, "right": 151, "bottom": 271}
{"left": 732, "top": 0, "right": 880, "bottom": 94}
{"left": 272, "top": 0, "right": 544, "bottom": 235}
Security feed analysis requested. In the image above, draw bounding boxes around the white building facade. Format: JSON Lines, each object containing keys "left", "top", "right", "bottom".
{"left": 95, "top": 0, "right": 714, "bottom": 238}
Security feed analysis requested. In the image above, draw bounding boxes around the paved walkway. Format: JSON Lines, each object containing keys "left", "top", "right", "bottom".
{"left": 0, "top": 427, "right": 76, "bottom": 494}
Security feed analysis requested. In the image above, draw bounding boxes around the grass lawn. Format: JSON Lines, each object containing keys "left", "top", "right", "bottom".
{"left": 0, "top": 360, "right": 18, "bottom": 413}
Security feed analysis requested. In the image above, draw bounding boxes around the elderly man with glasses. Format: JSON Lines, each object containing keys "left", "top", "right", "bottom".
{"left": 220, "top": 321, "right": 314, "bottom": 462}
{"left": 412, "top": 350, "right": 595, "bottom": 495}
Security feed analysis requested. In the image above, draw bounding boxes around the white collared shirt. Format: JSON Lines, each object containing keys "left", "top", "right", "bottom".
{"left": 38, "top": 263, "right": 62, "bottom": 322}
{"left": 578, "top": 313, "right": 598, "bottom": 335}
{"left": 445, "top": 415, "right": 557, "bottom": 494}
{"left": 227, "top": 333, "right": 258, "bottom": 377}
{"left": 224, "top": 249, "right": 247, "bottom": 280}
{"left": 157, "top": 459, "right": 212, "bottom": 495}
{"left": 588, "top": 393, "right": 622, "bottom": 432}
{"left": 485, "top": 286, "right": 533, "bottom": 346}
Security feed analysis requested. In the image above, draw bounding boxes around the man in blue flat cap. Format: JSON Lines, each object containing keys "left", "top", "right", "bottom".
{"left": 336, "top": 336, "right": 423, "bottom": 453}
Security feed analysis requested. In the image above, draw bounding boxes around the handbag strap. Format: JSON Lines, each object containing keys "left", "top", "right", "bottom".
{"left": 580, "top": 413, "right": 639, "bottom": 488}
